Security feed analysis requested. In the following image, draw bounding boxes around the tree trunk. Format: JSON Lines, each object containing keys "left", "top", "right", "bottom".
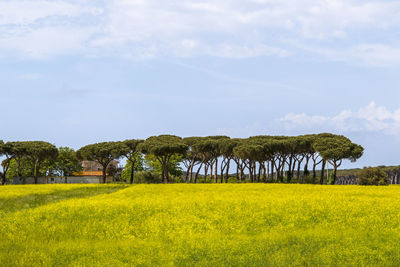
{"left": 312, "top": 163, "right": 317, "bottom": 184}
{"left": 271, "top": 160, "right": 275, "bottom": 182}
{"left": 225, "top": 160, "right": 230, "bottom": 183}
{"left": 332, "top": 166, "right": 338, "bottom": 185}
{"left": 214, "top": 158, "right": 218, "bottom": 183}
{"left": 166, "top": 165, "right": 169, "bottom": 183}
{"left": 194, "top": 163, "right": 203, "bottom": 184}
{"left": 188, "top": 162, "right": 195, "bottom": 183}
{"left": 287, "top": 156, "right": 293, "bottom": 182}
{"left": 238, "top": 162, "right": 244, "bottom": 182}
{"left": 291, "top": 158, "right": 296, "bottom": 177}
{"left": 220, "top": 158, "right": 226, "bottom": 183}
{"left": 320, "top": 160, "right": 326, "bottom": 185}
{"left": 130, "top": 160, "right": 135, "bottom": 184}
{"left": 274, "top": 160, "right": 279, "bottom": 181}
{"left": 102, "top": 167, "right": 107, "bottom": 184}
{"left": 204, "top": 164, "right": 209, "bottom": 182}
{"left": 281, "top": 158, "right": 286, "bottom": 182}
{"left": 162, "top": 163, "right": 167, "bottom": 184}
{"left": 163, "top": 157, "right": 169, "bottom": 184}
{"left": 304, "top": 156, "right": 310, "bottom": 177}
{"left": 330, "top": 160, "right": 341, "bottom": 185}
{"left": 249, "top": 162, "right": 253, "bottom": 183}
{"left": 262, "top": 163, "right": 267, "bottom": 182}
{"left": 34, "top": 160, "right": 39, "bottom": 184}
{"left": 209, "top": 164, "right": 212, "bottom": 181}
{"left": 220, "top": 158, "right": 229, "bottom": 183}
{"left": 296, "top": 160, "right": 301, "bottom": 181}
{"left": 236, "top": 163, "right": 239, "bottom": 181}
{"left": 1, "top": 160, "right": 10, "bottom": 185}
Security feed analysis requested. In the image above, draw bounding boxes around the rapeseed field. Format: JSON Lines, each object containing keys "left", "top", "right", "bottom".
{"left": 1, "top": 184, "right": 400, "bottom": 266}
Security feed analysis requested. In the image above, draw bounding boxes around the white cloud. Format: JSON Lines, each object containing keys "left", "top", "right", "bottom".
{"left": 0, "top": 1, "right": 100, "bottom": 25}
{"left": 0, "top": 1, "right": 100, "bottom": 59}
{"left": 280, "top": 102, "right": 400, "bottom": 137}
{"left": 1, "top": 0, "right": 400, "bottom": 63}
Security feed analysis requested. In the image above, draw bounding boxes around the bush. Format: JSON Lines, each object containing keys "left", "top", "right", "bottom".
{"left": 133, "top": 171, "right": 162, "bottom": 183}
{"left": 358, "top": 167, "right": 389, "bottom": 186}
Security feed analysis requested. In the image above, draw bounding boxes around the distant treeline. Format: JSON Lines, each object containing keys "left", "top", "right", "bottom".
{"left": 0, "top": 133, "right": 364, "bottom": 185}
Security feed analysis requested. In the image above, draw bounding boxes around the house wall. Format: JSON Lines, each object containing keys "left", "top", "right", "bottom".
{"left": 12, "top": 176, "right": 102, "bottom": 184}
{"left": 81, "top": 160, "right": 119, "bottom": 172}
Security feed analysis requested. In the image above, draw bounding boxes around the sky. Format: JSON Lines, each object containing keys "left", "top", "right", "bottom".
{"left": 1, "top": 0, "right": 400, "bottom": 169}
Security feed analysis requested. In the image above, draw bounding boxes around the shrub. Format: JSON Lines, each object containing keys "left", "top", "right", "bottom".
{"left": 358, "top": 167, "right": 389, "bottom": 185}
{"left": 133, "top": 171, "right": 162, "bottom": 184}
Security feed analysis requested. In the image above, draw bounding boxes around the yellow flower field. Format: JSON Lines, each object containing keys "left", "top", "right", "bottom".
{"left": 1, "top": 184, "right": 400, "bottom": 266}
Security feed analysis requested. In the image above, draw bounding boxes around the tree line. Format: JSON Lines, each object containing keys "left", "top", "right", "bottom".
{"left": 0, "top": 133, "right": 364, "bottom": 185}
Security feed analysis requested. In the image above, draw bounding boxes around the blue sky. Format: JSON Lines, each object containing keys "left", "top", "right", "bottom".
{"left": 1, "top": 0, "right": 400, "bottom": 168}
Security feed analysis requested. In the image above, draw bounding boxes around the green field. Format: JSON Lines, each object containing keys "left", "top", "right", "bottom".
{"left": 1, "top": 184, "right": 400, "bottom": 266}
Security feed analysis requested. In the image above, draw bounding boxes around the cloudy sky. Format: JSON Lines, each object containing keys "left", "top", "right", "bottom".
{"left": 1, "top": 0, "right": 400, "bottom": 168}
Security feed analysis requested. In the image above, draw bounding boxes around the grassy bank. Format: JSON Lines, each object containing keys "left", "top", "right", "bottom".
{"left": 1, "top": 184, "right": 400, "bottom": 266}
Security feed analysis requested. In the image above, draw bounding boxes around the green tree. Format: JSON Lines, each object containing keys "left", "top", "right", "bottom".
{"left": 182, "top": 137, "right": 203, "bottom": 183}
{"left": 219, "top": 138, "right": 239, "bottom": 183}
{"left": 233, "top": 140, "right": 264, "bottom": 183}
{"left": 121, "top": 154, "right": 145, "bottom": 183}
{"left": 282, "top": 137, "right": 300, "bottom": 182}
{"left": 145, "top": 153, "right": 183, "bottom": 178}
{"left": 0, "top": 140, "right": 6, "bottom": 184}
{"left": 77, "top": 142, "right": 127, "bottom": 183}
{"left": 206, "top": 136, "right": 230, "bottom": 183}
{"left": 7, "top": 141, "right": 28, "bottom": 177}
{"left": 122, "top": 139, "right": 144, "bottom": 184}
{"left": 301, "top": 134, "right": 323, "bottom": 184}
{"left": 53, "top": 147, "right": 82, "bottom": 182}
{"left": 251, "top": 136, "right": 279, "bottom": 182}
{"left": 191, "top": 136, "right": 228, "bottom": 183}
{"left": 271, "top": 138, "right": 289, "bottom": 182}
{"left": 139, "top": 135, "right": 187, "bottom": 184}
{"left": 23, "top": 141, "right": 58, "bottom": 184}
{"left": 189, "top": 137, "right": 216, "bottom": 183}
{"left": 358, "top": 167, "right": 389, "bottom": 185}
{"left": 315, "top": 135, "right": 364, "bottom": 184}
{"left": 4, "top": 158, "right": 33, "bottom": 180}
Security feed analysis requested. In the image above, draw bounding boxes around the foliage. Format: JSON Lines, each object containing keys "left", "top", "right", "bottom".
{"left": 139, "top": 135, "right": 187, "bottom": 183}
{"left": 144, "top": 153, "right": 183, "bottom": 177}
{"left": 0, "top": 141, "right": 58, "bottom": 184}
{"left": 314, "top": 134, "right": 364, "bottom": 184}
{"left": 4, "top": 147, "right": 80, "bottom": 181}
{"left": 6, "top": 158, "right": 34, "bottom": 179}
{"left": 128, "top": 170, "right": 161, "bottom": 183}
{"left": 52, "top": 147, "right": 82, "bottom": 177}
{"left": 23, "top": 141, "right": 59, "bottom": 179}
{"left": 1, "top": 133, "right": 365, "bottom": 185}
{"left": 2, "top": 184, "right": 400, "bottom": 265}
{"left": 121, "top": 139, "right": 144, "bottom": 184}
{"left": 139, "top": 135, "right": 187, "bottom": 157}
{"left": 77, "top": 142, "right": 127, "bottom": 183}
{"left": 358, "top": 167, "right": 389, "bottom": 185}
{"left": 121, "top": 154, "right": 145, "bottom": 182}
{"left": 105, "top": 164, "right": 119, "bottom": 181}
